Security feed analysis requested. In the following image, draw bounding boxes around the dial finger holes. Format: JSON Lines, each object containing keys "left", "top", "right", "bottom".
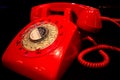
{"left": 22, "top": 22, "right": 58, "bottom": 51}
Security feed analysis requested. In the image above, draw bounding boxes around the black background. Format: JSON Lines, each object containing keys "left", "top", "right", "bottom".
{"left": 1, "top": 0, "right": 120, "bottom": 80}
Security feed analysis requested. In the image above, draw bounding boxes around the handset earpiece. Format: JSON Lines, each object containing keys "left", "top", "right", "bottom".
{"left": 77, "top": 8, "right": 102, "bottom": 33}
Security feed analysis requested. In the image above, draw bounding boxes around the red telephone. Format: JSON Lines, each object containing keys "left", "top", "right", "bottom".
{"left": 2, "top": 2, "right": 120, "bottom": 80}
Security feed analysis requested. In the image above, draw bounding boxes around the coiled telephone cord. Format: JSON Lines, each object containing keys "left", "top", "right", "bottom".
{"left": 78, "top": 16, "right": 120, "bottom": 68}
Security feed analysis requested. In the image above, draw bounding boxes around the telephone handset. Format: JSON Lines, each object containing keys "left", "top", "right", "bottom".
{"left": 30, "top": 2, "right": 102, "bottom": 33}
{"left": 2, "top": 2, "right": 120, "bottom": 80}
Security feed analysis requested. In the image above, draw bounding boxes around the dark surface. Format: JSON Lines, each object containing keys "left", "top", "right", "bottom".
{"left": 1, "top": 0, "right": 120, "bottom": 80}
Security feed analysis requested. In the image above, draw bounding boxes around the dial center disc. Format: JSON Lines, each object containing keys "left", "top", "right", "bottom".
{"left": 29, "top": 27, "right": 48, "bottom": 42}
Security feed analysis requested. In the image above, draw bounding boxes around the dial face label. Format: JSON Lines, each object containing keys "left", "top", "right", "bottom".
{"left": 22, "top": 22, "right": 58, "bottom": 51}
{"left": 29, "top": 27, "right": 49, "bottom": 42}
{"left": 29, "top": 27, "right": 42, "bottom": 41}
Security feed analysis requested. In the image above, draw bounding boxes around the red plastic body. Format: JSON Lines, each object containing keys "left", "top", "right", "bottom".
{"left": 2, "top": 2, "right": 102, "bottom": 80}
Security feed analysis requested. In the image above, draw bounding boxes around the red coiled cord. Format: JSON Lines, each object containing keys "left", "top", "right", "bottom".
{"left": 101, "top": 16, "right": 120, "bottom": 27}
{"left": 78, "top": 44, "right": 120, "bottom": 68}
{"left": 78, "top": 16, "right": 120, "bottom": 68}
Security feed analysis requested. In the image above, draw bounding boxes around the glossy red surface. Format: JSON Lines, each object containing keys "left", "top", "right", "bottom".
{"left": 2, "top": 2, "right": 103, "bottom": 80}
{"left": 30, "top": 2, "right": 102, "bottom": 32}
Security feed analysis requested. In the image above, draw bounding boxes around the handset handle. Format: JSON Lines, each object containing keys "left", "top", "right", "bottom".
{"left": 31, "top": 2, "right": 102, "bottom": 32}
